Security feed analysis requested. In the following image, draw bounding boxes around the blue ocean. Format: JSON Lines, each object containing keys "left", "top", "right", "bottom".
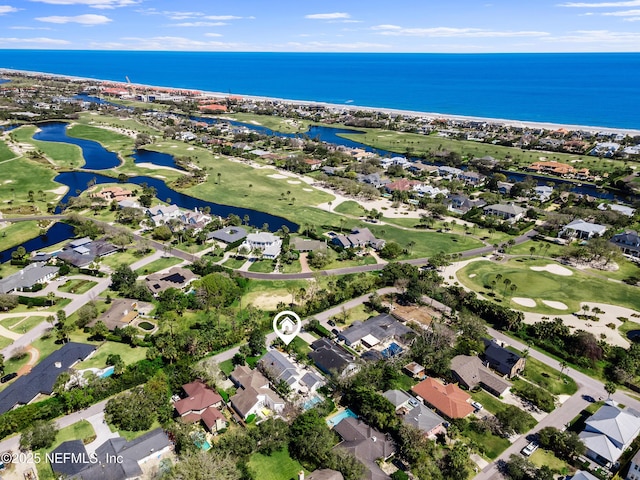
{"left": 0, "top": 51, "right": 639, "bottom": 129}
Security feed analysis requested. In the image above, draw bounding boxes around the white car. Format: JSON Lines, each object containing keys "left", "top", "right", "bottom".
{"left": 521, "top": 442, "right": 538, "bottom": 457}
{"left": 471, "top": 401, "right": 483, "bottom": 411}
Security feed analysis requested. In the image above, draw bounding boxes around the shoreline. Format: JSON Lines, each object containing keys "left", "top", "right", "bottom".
{"left": 3, "top": 67, "right": 640, "bottom": 136}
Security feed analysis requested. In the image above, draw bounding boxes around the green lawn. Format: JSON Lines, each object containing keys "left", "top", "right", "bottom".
{"left": 0, "top": 221, "right": 40, "bottom": 252}
{"left": 0, "top": 154, "right": 59, "bottom": 210}
{"left": 35, "top": 420, "right": 96, "bottom": 480}
{"left": 0, "top": 139, "right": 16, "bottom": 161}
{"left": 508, "top": 238, "right": 567, "bottom": 258}
{"left": 388, "top": 373, "right": 418, "bottom": 391}
{"left": 99, "top": 250, "right": 149, "bottom": 269}
{"left": 135, "top": 256, "right": 182, "bottom": 276}
{"left": 458, "top": 258, "right": 640, "bottom": 314}
{"left": 58, "top": 279, "right": 98, "bottom": 294}
{"left": 461, "top": 424, "right": 510, "bottom": 460}
{"left": 0, "top": 335, "right": 13, "bottom": 350}
{"left": 75, "top": 341, "right": 149, "bottom": 369}
{"left": 11, "top": 124, "right": 85, "bottom": 169}
{"left": 320, "top": 254, "right": 378, "bottom": 271}
{"left": 219, "top": 358, "right": 234, "bottom": 376}
{"left": 529, "top": 448, "right": 571, "bottom": 475}
{"left": 470, "top": 390, "right": 508, "bottom": 415}
{"left": 519, "top": 354, "right": 578, "bottom": 396}
{"left": 247, "top": 447, "right": 309, "bottom": 480}
{"left": 281, "top": 259, "right": 302, "bottom": 273}
{"left": 111, "top": 419, "right": 161, "bottom": 442}
{"left": 223, "top": 256, "right": 247, "bottom": 269}
{"left": 0, "top": 315, "right": 45, "bottom": 333}
{"left": 248, "top": 259, "right": 276, "bottom": 273}
{"left": 334, "top": 200, "right": 367, "bottom": 217}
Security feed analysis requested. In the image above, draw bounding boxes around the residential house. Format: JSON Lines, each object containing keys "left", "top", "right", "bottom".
{"left": 304, "top": 158, "right": 323, "bottom": 170}
{"left": 450, "top": 355, "right": 512, "bottom": 397}
{"left": 572, "top": 472, "right": 600, "bottom": 480}
{"left": 118, "top": 199, "right": 141, "bottom": 209}
{"left": 259, "top": 349, "right": 324, "bottom": 394}
{"left": 447, "top": 194, "right": 486, "bottom": 215}
{"left": 356, "top": 173, "right": 388, "bottom": 189}
{"left": 51, "top": 428, "right": 173, "bottom": 480}
{"left": 411, "top": 377, "right": 474, "bottom": 419}
{"left": 146, "top": 204, "right": 182, "bottom": 226}
{"left": 591, "top": 142, "right": 620, "bottom": 157}
{"left": 561, "top": 219, "right": 607, "bottom": 240}
{"left": 174, "top": 380, "right": 227, "bottom": 433}
{"left": 483, "top": 340, "right": 526, "bottom": 378}
{"left": 413, "top": 184, "right": 449, "bottom": 198}
{"left": 206, "top": 226, "right": 248, "bottom": 244}
{"left": 0, "top": 342, "right": 96, "bottom": 415}
{"left": 626, "top": 449, "right": 640, "bottom": 480}
{"left": 333, "top": 417, "right": 395, "bottom": 480}
{"left": 579, "top": 401, "right": 640, "bottom": 468}
{"left": 404, "top": 362, "right": 426, "bottom": 379}
{"left": 382, "top": 389, "right": 445, "bottom": 438}
{"left": 483, "top": 203, "right": 526, "bottom": 222}
{"left": 437, "top": 166, "right": 463, "bottom": 179}
{"left": 408, "top": 163, "right": 439, "bottom": 175}
{"left": 598, "top": 203, "right": 636, "bottom": 217}
{"left": 534, "top": 185, "right": 554, "bottom": 202}
{"left": 460, "top": 171, "right": 486, "bottom": 186}
{"left": 145, "top": 267, "right": 198, "bottom": 295}
{"left": 497, "top": 181, "right": 514, "bottom": 195}
{"left": 0, "top": 262, "right": 59, "bottom": 294}
{"left": 240, "top": 232, "right": 282, "bottom": 259}
{"left": 229, "top": 365, "right": 285, "bottom": 420}
{"left": 89, "top": 299, "right": 151, "bottom": 331}
{"left": 338, "top": 314, "right": 414, "bottom": 349}
{"left": 308, "top": 338, "right": 358, "bottom": 377}
{"left": 94, "top": 186, "right": 134, "bottom": 202}
{"left": 179, "top": 208, "right": 212, "bottom": 232}
{"left": 332, "top": 228, "right": 385, "bottom": 251}
{"left": 56, "top": 237, "right": 119, "bottom": 268}
{"left": 290, "top": 237, "right": 327, "bottom": 253}
{"left": 528, "top": 161, "right": 575, "bottom": 176}
{"left": 385, "top": 178, "right": 421, "bottom": 193}
{"left": 307, "top": 470, "right": 344, "bottom": 480}
{"left": 610, "top": 230, "right": 640, "bottom": 258}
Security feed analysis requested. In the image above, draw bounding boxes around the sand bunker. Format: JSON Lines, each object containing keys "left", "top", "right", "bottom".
{"left": 3, "top": 180, "right": 13, "bottom": 184}
{"left": 513, "top": 297, "right": 537, "bottom": 307}
{"left": 287, "top": 180, "right": 301, "bottom": 184}
{"left": 48, "top": 186, "right": 67, "bottom": 195}
{"left": 170, "top": 145, "right": 177, "bottom": 148}
{"left": 542, "top": 300, "right": 568, "bottom": 310}
{"left": 268, "top": 174, "right": 288, "bottom": 179}
{"left": 468, "top": 274, "right": 476, "bottom": 278}
{"left": 303, "top": 188, "right": 313, "bottom": 192}
{"left": 187, "top": 147, "right": 195, "bottom": 151}
{"left": 135, "top": 162, "right": 183, "bottom": 173}
{"left": 530, "top": 264, "right": 573, "bottom": 276}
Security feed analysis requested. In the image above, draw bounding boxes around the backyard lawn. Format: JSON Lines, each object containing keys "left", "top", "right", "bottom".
{"left": 58, "top": 279, "right": 98, "bottom": 295}
{"left": 134, "top": 256, "right": 182, "bottom": 276}
{"left": 529, "top": 448, "right": 571, "bottom": 475}
{"left": 458, "top": 258, "right": 640, "bottom": 314}
{"left": 518, "top": 354, "right": 577, "bottom": 396}
{"left": 75, "top": 341, "right": 149, "bottom": 369}
{"left": 247, "top": 447, "right": 309, "bottom": 480}
{"left": 461, "top": 424, "right": 510, "bottom": 460}
{"left": 248, "top": 259, "right": 276, "bottom": 273}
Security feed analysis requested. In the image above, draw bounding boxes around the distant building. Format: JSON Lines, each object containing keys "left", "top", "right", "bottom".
{"left": 145, "top": 267, "right": 198, "bottom": 295}
{"left": 332, "top": 227, "right": 385, "bottom": 251}
{"left": 598, "top": 203, "right": 635, "bottom": 217}
{"left": 56, "top": 237, "right": 119, "bottom": 268}
{"left": 528, "top": 160, "right": 575, "bottom": 176}
{"left": 94, "top": 186, "right": 134, "bottom": 202}
{"left": 337, "top": 313, "right": 413, "bottom": 348}
{"left": 206, "top": 226, "right": 248, "bottom": 244}
{"left": 229, "top": 365, "right": 285, "bottom": 420}
{"left": 483, "top": 203, "right": 526, "bottom": 222}
{"left": 447, "top": 194, "right": 486, "bottom": 215}
{"left": 146, "top": 204, "right": 182, "bottom": 226}
{"left": 290, "top": 237, "right": 327, "bottom": 253}
{"left": 610, "top": 230, "right": 640, "bottom": 258}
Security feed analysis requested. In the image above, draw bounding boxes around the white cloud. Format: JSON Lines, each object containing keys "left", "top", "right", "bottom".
{"left": 119, "top": 35, "right": 243, "bottom": 50}
{"left": 558, "top": 0, "right": 640, "bottom": 6}
{"left": 29, "top": 0, "right": 138, "bottom": 8}
{"left": 542, "top": 29, "right": 640, "bottom": 46}
{"left": 305, "top": 12, "right": 351, "bottom": 20}
{"left": 9, "top": 25, "right": 51, "bottom": 29}
{"left": 286, "top": 41, "right": 390, "bottom": 50}
{"left": 372, "top": 25, "right": 549, "bottom": 38}
{"left": 0, "top": 36, "right": 70, "bottom": 45}
{"left": 204, "top": 33, "right": 222, "bottom": 37}
{"left": 36, "top": 14, "right": 112, "bottom": 25}
{"left": 203, "top": 15, "right": 242, "bottom": 20}
{"left": 601, "top": 8, "right": 640, "bottom": 13}
{"left": 0, "top": 5, "right": 19, "bottom": 14}
{"left": 168, "top": 22, "right": 227, "bottom": 27}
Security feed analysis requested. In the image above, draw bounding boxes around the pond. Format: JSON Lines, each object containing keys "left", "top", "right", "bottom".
{"left": 627, "top": 330, "right": 640, "bottom": 342}
{"left": 0, "top": 222, "right": 75, "bottom": 263}
{"left": 138, "top": 321, "right": 155, "bottom": 331}
{"left": 132, "top": 148, "right": 186, "bottom": 171}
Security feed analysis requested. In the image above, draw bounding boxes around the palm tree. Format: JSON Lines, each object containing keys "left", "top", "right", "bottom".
{"left": 509, "top": 283, "right": 518, "bottom": 298}
{"left": 503, "top": 278, "right": 512, "bottom": 296}
{"left": 529, "top": 246, "right": 536, "bottom": 258}
{"left": 605, "top": 381, "right": 617, "bottom": 399}
{"left": 407, "top": 241, "right": 416, "bottom": 255}
{"left": 217, "top": 172, "right": 222, "bottom": 184}
{"left": 559, "top": 360, "right": 568, "bottom": 376}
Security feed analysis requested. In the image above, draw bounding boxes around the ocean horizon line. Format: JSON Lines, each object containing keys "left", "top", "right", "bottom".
{"left": 3, "top": 67, "right": 640, "bottom": 136}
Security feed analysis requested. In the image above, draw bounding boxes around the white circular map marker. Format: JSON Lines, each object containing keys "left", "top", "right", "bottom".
{"left": 273, "top": 310, "right": 301, "bottom": 345}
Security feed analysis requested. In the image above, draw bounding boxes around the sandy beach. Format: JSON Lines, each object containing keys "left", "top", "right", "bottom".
{"left": 3, "top": 67, "right": 640, "bottom": 136}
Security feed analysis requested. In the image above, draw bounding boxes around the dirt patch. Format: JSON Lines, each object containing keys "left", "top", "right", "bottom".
{"left": 530, "top": 264, "right": 573, "bottom": 276}
{"left": 512, "top": 297, "right": 537, "bottom": 307}
{"left": 250, "top": 293, "right": 291, "bottom": 310}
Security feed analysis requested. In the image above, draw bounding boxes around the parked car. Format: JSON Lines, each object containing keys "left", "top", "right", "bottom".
{"left": 327, "top": 320, "right": 336, "bottom": 327}
{"left": 471, "top": 401, "right": 483, "bottom": 411}
{"left": 521, "top": 442, "right": 538, "bottom": 457}
{"left": 408, "top": 398, "right": 419, "bottom": 407}
{"left": 0, "top": 373, "right": 17, "bottom": 384}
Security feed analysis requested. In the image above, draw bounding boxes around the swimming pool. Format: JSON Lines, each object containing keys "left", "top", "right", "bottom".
{"left": 303, "top": 396, "right": 322, "bottom": 410}
{"left": 326, "top": 408, "right": 357, "bottom": 428}
{"left": 195, "top": 440, "right": 211, "bottom": 451}
{"left": 100, "top": 366, "right": 115, "bottom": 378}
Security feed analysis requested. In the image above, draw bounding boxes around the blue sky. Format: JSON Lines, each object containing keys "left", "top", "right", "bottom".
{"left": 0, "top": 0, "right": 639, "bottom": 52}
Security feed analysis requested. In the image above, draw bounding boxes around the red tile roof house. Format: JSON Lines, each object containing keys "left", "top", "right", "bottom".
{"left": 173, "top": 380, "right": 227, "bottom": 433}
{"left": 385, "top": 178, "right": 422, "bottom": 192}
{"left": 411, "top": 377, "right": 474, "bottom": 419}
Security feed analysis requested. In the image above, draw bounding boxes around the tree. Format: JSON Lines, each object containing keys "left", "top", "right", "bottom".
{"left": 253, "top": 418, "right": 289, "bottom": 455}
{"left": 76, "top": 302, "right": 98, "bottom": 328}
{"left": 166, "top": 450, "right": 240, "bottom": 480}
{"left": 380, "top": 241, "right": 403, "bottom": 260}
{"left": 605, "top": 380, "right": 617, "bottom": 399}
{"left": 110, "top": 264, "right": 137, "bottom": 292}
{"left": 0, "top": 354, "right": 4, "bottom": 375}
{"left": 495, "top": 405, "right": 534, "bottom": 434}
{"left": 195, "top": 272, "right": 241, "bottom": 310}
{"left": 19, "top": 420, "right": 58, "bottom": 451}
{"left": 0, "top": 294, "right": 18, "bottom": 311}
{"left": 248, "top": 329, "right": 265, "bottom": 356}
{"left": 289, "top": 410, "right": 336, "bottom": 468}
{"left": 328, "top": 449, "right": 366, "bottom": 480}
{"left": 105, "top": 388, "right": 155, "bottom": 431}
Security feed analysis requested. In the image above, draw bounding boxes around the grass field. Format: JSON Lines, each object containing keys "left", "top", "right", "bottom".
{"left": 248, "top": 259, "right": 276, "bottom": 273}
{"left": 0, "top": 221, "right": 40, "bottom": 252}
{"left": 0, "top": 155, "right": 59, "bottom": 209}
{"left": 135, "top": 256, "right": 182, "bottom": 276}
{"left": 334, "top": 200, "right": 367, "bottom": 217}
{"left": 58, "top": 279, "right": 98, "bottom": 294}
{"left": 78, "top": 112, "right": 162, "bottom": 136}
{"left": 470, "top": 390, "right": 509, "bottom": 415}
{"left": 320, "top": 254, "right": 378, "bottom": 271}
{"left": 0, "top": 315, "right": 44, "bottom": 333}
{"left": 529, "top": 448, "right": 570, "bottom": 474}
{"left": 224, "top": 113, "right": 313, "bottom": 134}
{"left": 462, "top": 424, "right": 510, "bottom": 460}
{"left": 458, "top": 258, "right": 640, "bottom": 314}
{"left": 76, "top": 341, "right": 148, "bottom": 369}
{"left": 0, "top": 139, "right": 16, "bottom": 161}
{"left": 223, "top": 256, "right": 247, "bottom": 269}
{"left": 281, "top": 259, "right": 302, "bottom": 273}
{"left": 247, "top": 447, "right": 309, "bottom": 480}
{"left": 11, "top": 125, "right": 85, "bottom": 169}
{"left": 99, "top": 250, "right": 149, "bottom": 269}
{"left": 0, "top": 335, "right": 13, "bottom": 350}
{"left": 519, "top": 354, "right": 577, "bottom": 395}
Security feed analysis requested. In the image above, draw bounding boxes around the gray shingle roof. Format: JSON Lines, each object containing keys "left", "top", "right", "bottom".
{"left": 206, "top": 226, "right": 248, "bottom": 243}
{"left": 309, "top": 338, "right": 356, "bottom": 376}
{"left": 338, "top": 313, "right": 413, "bottom": 347}
{"left": 0, "top": 342, "right": 95, "bottom": 415}
{"left": 0, "top": 262, "right": 59, "bottom": 294}
{"left": 404, "top": 403, "right": 444, "bottom": 434}
{"left": 260, "top": 350, "right": 298, "bottom": 387}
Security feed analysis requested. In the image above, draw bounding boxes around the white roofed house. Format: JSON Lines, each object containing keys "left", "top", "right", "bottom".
{"left": 0, "top": 263, "right": 59, "bottom": 295}
{"left": 146, "top": 204, "right": 182, "bottom": 226}
{"left": 240, "top": 231, "right": 282, "bottom": 259}
{"left": 179, "top": 208, "right": 212, "bottom": 232}
{"left": 561, "top": 219, "right": 607, "bottom": 240}
{"left": 483, "top": 203, "right": 526, "bottom": 223}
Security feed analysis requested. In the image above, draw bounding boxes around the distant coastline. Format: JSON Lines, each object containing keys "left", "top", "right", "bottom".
{"left": 2, "top": 63, "right": 640, "bottom": 137}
